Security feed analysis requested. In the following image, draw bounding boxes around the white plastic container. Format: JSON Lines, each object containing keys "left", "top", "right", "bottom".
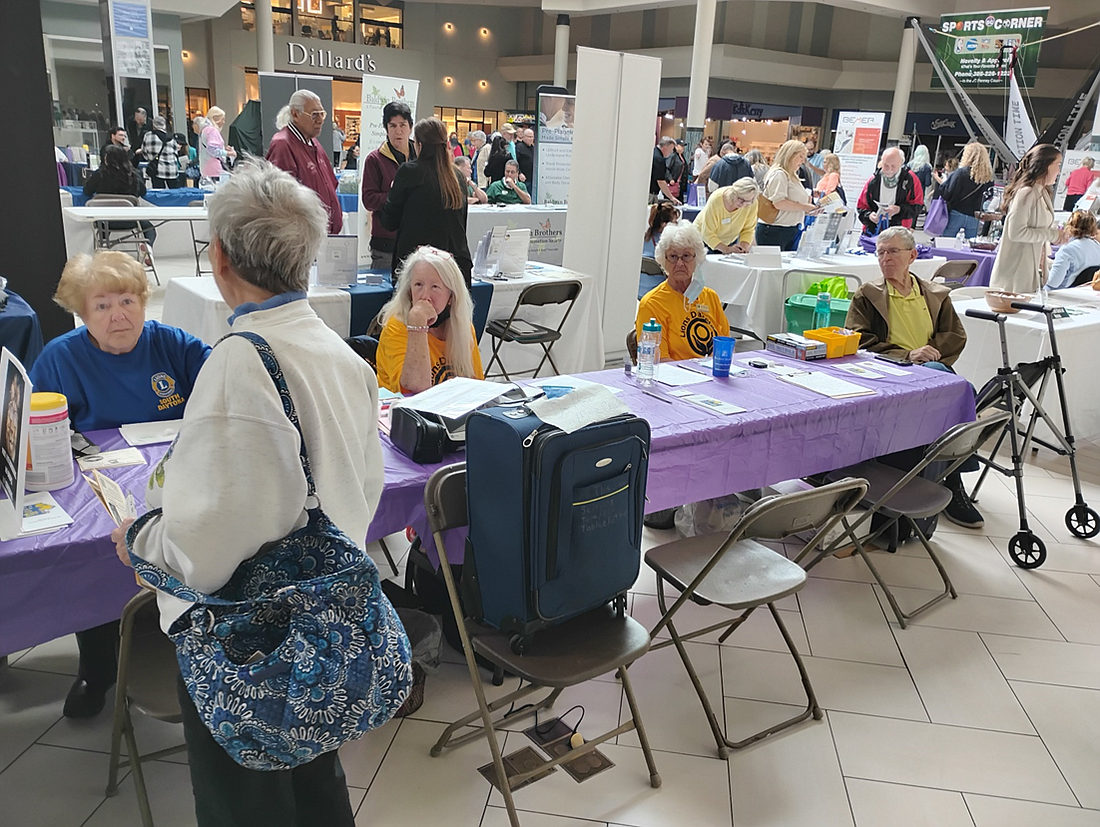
{"left": 25, "top": 392, "right": 75, "bottom": 492}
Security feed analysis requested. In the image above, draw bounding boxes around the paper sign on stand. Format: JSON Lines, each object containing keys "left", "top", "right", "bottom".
{"left": 0, "top": 348, "right": 31, "bottom": 539}
{"left": 315, "top": 235, "right": 359, "bottom": 286}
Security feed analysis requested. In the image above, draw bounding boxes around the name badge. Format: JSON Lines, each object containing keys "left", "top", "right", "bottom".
{"left": 696, "top": 304, "right": 711, "bottom": 314}
{"left": 721, "top": 218, "right": 731, "bottom": 224}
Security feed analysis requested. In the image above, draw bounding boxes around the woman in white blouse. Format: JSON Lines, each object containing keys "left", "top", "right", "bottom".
{"left": 755, "top": 139, "right": 821, "bottom": 251}
{"left": 990, "top": 144, "right": 1069, "bottom": 293}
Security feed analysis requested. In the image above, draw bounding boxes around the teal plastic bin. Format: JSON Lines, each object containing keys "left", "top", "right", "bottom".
{"left": 784, "top": 295, "right": 851, "bottom": 335}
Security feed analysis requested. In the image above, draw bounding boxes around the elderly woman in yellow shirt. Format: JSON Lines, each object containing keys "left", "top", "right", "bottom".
{"left": 693, "top": 177, "right": 760, "bottom": 254}
{"left": 636, "top": 221, "right": 730, "bottom": 361}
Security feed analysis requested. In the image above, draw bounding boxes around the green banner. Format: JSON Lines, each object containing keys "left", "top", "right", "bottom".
{"left": 932, "top": 7, "right": 1047, "bottom": 88}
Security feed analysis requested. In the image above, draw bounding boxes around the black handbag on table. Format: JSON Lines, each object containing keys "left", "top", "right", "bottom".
{"left": 389, "top": 407, "right": 463, "bottom": 464}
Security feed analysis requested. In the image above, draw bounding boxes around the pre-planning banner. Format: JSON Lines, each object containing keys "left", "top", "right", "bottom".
{"left": 833, "top": 111, "right": 885, "bottom": 201}
{"left": 360, "top": 76, "right": 419, "bottom": 152}
{"left": 535, "top": 93, "right": 575, "bottom": 204}
{"left": 933, "top": 7, "right": 1048, "bottom": 88}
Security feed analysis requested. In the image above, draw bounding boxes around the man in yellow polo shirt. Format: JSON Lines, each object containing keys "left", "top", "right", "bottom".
{"left": 693, "top": 178, "right": 760, "bottom": 254}
{"left": 845, "top": 226, "right": 981, "bottom": 529}
{"left": 846, "top": 226, "right": 966, "bottom": 366}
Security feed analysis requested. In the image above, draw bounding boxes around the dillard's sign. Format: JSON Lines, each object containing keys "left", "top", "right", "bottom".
{"left": 286, "top": 42, "right": 377, "bottom": 73}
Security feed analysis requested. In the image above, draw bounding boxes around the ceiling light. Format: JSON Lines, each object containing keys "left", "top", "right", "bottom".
{"left": 479, "top": 80, "right": 488, "bottom": 88}
{"left": 443, "top": 22, "right": 453, "bottom": 32}
{"left": 444, "top": 77, "right": 453, "bottom": 85}
{"left": 480, "top": 27, "right": 490, "bottom": 36}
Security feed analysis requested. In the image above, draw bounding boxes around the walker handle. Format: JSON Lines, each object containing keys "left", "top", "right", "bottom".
{"left": 965, "top": 308, "right": 1005, "bottom": 322}
{"left": 1010, "top": 301, "right": 1052, "bottom": 314}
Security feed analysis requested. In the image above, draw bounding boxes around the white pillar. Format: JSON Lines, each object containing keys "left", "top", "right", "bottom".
{"left": 256, "top": 0, "right": 275, "bottom": 74}
{"left": 888, "top": 17, "right": 919, "bottom": 143}
{"left": 686, "top": 0, "right": 717, "bottom": 129}
{"left": 553, "top": 15, "right": 570, "bottom": 88}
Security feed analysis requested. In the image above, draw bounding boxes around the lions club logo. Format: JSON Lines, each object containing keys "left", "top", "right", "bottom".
{"left": 151, "top": 372, "right": 176, "bottom": 399}
{"left": 684, "top": 316, "right": 715, "bottom": 356}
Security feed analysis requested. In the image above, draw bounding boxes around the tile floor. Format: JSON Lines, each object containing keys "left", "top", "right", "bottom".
{"left": 4, "top": 256, "right": 1100, "bottom": 825}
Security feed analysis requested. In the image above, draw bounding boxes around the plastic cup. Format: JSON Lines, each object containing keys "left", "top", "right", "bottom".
{"left": 712, "top": 336, "right": 734, "bottom": 377}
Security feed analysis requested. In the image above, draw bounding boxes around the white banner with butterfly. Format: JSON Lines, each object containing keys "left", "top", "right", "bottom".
{"left": 357, "top": 76, "right": 420, "bottom": 265}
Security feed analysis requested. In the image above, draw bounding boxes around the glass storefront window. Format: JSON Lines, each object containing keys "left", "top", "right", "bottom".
{"left": 299, "top": 0, "right": 354, "bottom": 41}
{"left": 241, "top": 3, "right": 292, "bottom": 36}
{"left": 359, "top": 2, "right": 402, "bottom": 48}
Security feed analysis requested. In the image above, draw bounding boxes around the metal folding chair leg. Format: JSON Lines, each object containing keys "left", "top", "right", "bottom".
{"left": 429, "top": 683, "right": 562, "bottom": 756}
{"left": 619, "top": 666, "right": 662, "bottom": 788}
{"left": 484, "top": 337, "right": 511, "bottom": 382}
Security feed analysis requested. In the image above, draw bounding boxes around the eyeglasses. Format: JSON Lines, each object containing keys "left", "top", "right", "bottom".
{"left": 304, "top": 109, "right": 327, "bottom": 121}
{"left": 666, "top": 253, "right": 696, "bottom": 263}
{"left": 876, "top": 247, "right": 913, "bottom": 257}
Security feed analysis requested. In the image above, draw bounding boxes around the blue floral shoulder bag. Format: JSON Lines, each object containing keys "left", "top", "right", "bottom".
{"left": 126, "top": 331, "right": 412, "bottom": 771}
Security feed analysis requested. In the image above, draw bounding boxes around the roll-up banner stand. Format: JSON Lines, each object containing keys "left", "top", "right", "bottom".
{"left": 833, "top": 111, "right": 886, "bottom": 201}
{"left": 534, "top": 85, "right": 575, "bottom": 205}
{"left": 358, "top": 76, "right": 420, "bottom": 265}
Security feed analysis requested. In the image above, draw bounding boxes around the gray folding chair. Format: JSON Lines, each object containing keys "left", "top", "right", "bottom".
{"left": 484, "top": 280, "right": 582, "bottom": 381}
{"left": 424, "top": 464, "right": 660, "bottom": 827}
{"left": 105, "top": 591, "right": 187, "bottom": 827}
{"left": 187, "top": 199, "right": 212, "bottom": 277}
{"left": 780, "top": 269, "right": 862, "bottom": 332}
{"left": 932, "top": 259, "right": 979, "bottom": 289}
{"left": 646, "top": 477, "right": 868, "bottom": 758}
{"left": 87, "top": 195, "right": 160, "bottom": 285}
{"left": 806, "top": 412, "right": 1011, "bottom": 628}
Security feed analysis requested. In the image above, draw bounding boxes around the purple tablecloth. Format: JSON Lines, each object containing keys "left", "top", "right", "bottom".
{"left": 1, "top": 356, "right": 974, "bottom": 652}
{"left": 859, "top": 233, "right": 994, "bottom": 287}
{"left": 0, "top": 431, "right": 157, "bottom": 655}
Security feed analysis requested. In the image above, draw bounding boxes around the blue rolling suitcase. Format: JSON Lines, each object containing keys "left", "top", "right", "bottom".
{"left": 464, "top": 406, "right": 650, "bottom": 653}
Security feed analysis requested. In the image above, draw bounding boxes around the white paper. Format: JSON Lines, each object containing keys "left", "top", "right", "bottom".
{"left": 76, "top": 448, "right": 147, "bottom": 471}
{"left": 500, "top": 229, "right": 531, "bottom": 276}
{"left": 863, "top": 360, "right": 910, "bottom": 376}
{"left": 0, "top": 492, "right": 73, "bottom": 541}
{"left": 393, "top": 377, "right": 513, "bottom": 421}
{"left": 777, "top": 372, "right": 876, "bottom": 399}
{"left": 656, "top": 364, "right": 714, "bottom": 387}
{"left": 90, "top": 469, "right": 138, "bottom": 526}
{"left": 680, "top": 394, "right": 746, "bottom": 415}
{"left": 120, "top": 420, "right": 182, "bottom": 446}
{"left": 527, "top": 385, "right": 629, "bottom": 434}
{"left": 527, "top": 375, "right": 622, "bottom": 395}
{"left": 834, "top": 363, "right": 887, "bottom": 380}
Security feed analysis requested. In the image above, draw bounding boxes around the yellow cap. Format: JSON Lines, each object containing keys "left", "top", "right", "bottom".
{"left": 30, "top": 392, "right": 67, "bottom": 412}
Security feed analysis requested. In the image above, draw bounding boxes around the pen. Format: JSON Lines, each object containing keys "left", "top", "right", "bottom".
{"left": 635, "top": 384, "right": 674, "bottom": 404}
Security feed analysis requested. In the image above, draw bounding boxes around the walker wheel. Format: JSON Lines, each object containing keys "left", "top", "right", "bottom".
{"left": 1065, "top": 505, "right": 1100, "bottom": 539}
{"left": 1008, "top": 532, "right": 1046, "bottom": 569}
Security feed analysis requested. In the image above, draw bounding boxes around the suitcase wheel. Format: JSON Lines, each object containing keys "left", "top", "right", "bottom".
{"left": 509, "top": 634, "right": 530, "bottom": 655}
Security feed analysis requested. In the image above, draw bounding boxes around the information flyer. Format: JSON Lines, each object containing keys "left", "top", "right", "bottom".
{"left": 833, "top": 111, "right": 885, "bottom": 200}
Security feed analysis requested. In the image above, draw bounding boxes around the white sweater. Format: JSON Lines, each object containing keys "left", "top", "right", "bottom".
{"left": 131, "top": 299, "right": 383, "bottom": 631}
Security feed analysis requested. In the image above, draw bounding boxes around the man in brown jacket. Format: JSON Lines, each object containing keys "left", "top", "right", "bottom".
{"left": 845, "top": 226, "right": 982, "bottom": 528}
{"left": 846, "top": 226, "right": 966, "bottom": 366}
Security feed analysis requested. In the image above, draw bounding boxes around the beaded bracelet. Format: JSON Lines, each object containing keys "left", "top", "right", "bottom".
{"left": 406, "top": 324, "right": 431, "bottom": 332}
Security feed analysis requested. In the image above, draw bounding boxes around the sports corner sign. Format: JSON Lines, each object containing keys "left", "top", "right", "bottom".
{"left": 933, "top": 7, "right": 1048, "bottom": 88}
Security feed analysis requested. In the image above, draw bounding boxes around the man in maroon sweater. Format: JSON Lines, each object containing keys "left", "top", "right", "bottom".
{"left": 266, "top": 90, "right": 342, "bottom": 234}
{"left": 360, "top": 101, "right": 415, "bottom": 270}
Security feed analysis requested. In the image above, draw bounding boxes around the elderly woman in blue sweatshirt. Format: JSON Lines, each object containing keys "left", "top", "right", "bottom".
{"left": 29, "top": 250, "right": 210, "bottom": 718}
{"left": 1048, "top": 211, "right": 1100, "bottom": 290}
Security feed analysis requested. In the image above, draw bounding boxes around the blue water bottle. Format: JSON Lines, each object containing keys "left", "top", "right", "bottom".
{"left": 812, "top": 292, "right": 832, "bottom": 330}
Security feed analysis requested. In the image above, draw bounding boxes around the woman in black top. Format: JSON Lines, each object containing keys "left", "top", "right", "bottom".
{"left": 84, "top": 144, "right": 155, "bottom": 244}
{"left": 483, "top": 135, "right": 511, "bottom": 186}
{"left": 379, "top": 117, "right": 473, "bottom": 286}
{"left": 939, "top": 141, "right": 995, "bottom": 239}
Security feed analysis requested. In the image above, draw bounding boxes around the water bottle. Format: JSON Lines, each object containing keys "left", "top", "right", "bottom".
{"left": 955, "top": 228, "right": 967, "bottom": 249}
{"left": 812, "top": 293, "right": 832, "bottom": 331}
{"left": 637, "top": 318, "right": 662, "bottom": 385}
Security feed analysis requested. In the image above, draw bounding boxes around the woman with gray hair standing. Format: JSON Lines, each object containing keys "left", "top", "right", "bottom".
{"left": 198, "top": 106, "right": 236, "bottom": 182}
{"left": 117, "top": 159, "right": 386, "bottom": 825}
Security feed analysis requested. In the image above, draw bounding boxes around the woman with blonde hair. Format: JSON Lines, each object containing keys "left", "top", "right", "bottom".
{"left": 816, "top": 153, "right": 842, "bottom": 198}
{"left": 30, "top": 250, "right": 210, "bottom": 719}
{"left": 755, "top": 139, "right": 820, "bottom": 251}
{"left": 694, "top": 176, "right": 760, "bottom": 253}
{"left": 1048, "top": 211, "right": 1100, "bottom": 289}
{"left": 375, "top": 245, "right": 483, "bottom": 393}
{"left": 198, "top": 105, "right": 236, "bottom": 181}
{"left": 939, "top": 141, "right": 995, "bottom": 239}
{"left": 380, "top": 117, "right": 473, "bottom": 285}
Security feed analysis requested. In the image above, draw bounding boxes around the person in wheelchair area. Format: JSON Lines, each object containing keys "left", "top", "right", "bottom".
{"left": 845, "top": 226, "right": 983, "bottom": 530}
